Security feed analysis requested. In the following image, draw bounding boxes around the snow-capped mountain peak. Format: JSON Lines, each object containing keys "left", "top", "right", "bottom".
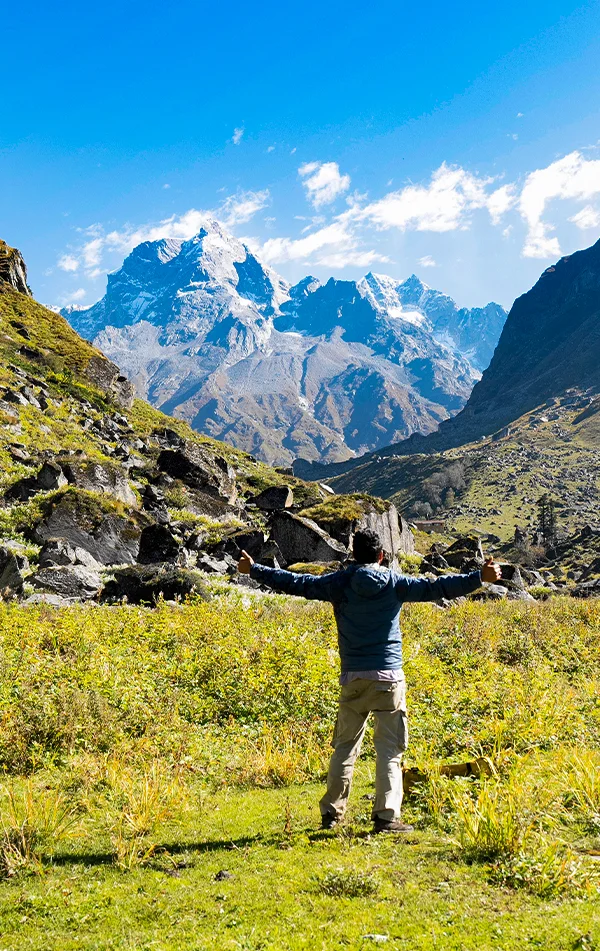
{"left": 61, "top": 222, "right": 506, "bottom": 465}
{"left": 358, "top": 273, "right": 429, "bottom": 328}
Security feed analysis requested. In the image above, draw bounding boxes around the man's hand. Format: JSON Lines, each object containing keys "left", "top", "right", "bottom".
{"left": 238, "top": 550, "right": 254, "bottom": 575}
{"left": 481, "top": 556, "right": 502, "bottom": 584}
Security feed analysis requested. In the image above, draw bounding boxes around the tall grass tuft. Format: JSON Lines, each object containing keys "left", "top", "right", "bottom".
{"left": 0, "top": 782, "right": 82, "bottom": 877}
{"left": 105, "top": 759, "right": 187, "bottom": 870}
{"left": 449, "top": 774, "right": 555, "bottom": 860}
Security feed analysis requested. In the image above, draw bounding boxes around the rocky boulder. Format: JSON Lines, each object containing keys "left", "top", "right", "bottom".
{"left": 572, "top": 579, "right": 600, "bottom": 599}
{"left": 137, "top": 524, "right": 182, "bottom": 565}
{"left": 301, "top": 499, "right": 414, "bottom": 561}
{"left": 206, "top": 529, "right": 266, "bottom": 560}
{"left": 196, "top": 553, "right": 232, "bottom": 574}
{"left": 472, "top": 583, "right": 508, "bottom": 601}
{"left": 85, "top": 355, "right": 134, "bottom": 410}
{"left": 420, "top": 546, "right": 451, "bottom": 575}
{"left": 33, "top": 494, "right": 144, "bottom": 565}
{"left": 253, "top": 485, "right": 294, "bottom": 511}
{"left": 496, "top": 563, "right": 525, "bottom": 591}
{"left": 38, "top": 538, "right": 101, "bottom": 570}
{"left": 0, "top": 547, "right": 28, "bottom": 596}
{"left": 101, "top": 565, "right": 210, "bottom": 604}
{"left": 62, "top": 460, "right": 137, "bottom": 506}
{"left": 0, "top": 240, "right": 31, "bottom": 296}
{"left": 358, "top": 504, "right": 414, "bottom": 558}
{"left": 269, "top": 512, "right": 348, "bottom": 566}
{"left": 32, "top": 565, "right": 103, "bottom": 601}
{"left": 5, "top": 461, "right": 67, "bottom": 502}
{"left": 443, "top": 535, "right": 484, "bottom": 571}
{"left": 157, "top": 442, "right": 238, "bottom": 504}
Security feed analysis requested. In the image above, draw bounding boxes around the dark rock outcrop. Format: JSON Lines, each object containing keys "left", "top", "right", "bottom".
{"left": 102, "top": 565, "right": 210, "bottom": 604}
{"left": 253, "top": 485, "right": 294, "bottom": 511}
{"left": 269, "top": 512, "right": 348, "bottom": 566}
{"left": 0, "top": 241, "right": 31, "bottom": 296}
{"left": 443, "top": 535, "right": 484, "bottom": 571}
{"left": 572, "top": 579, "right": 600, "bottom": 598}
{"left": 157, "top": 442, "right": 238, "bottom": 504}
{"left": 38, "top": 538, "right": 101, "bottom": 570}
{"left": 62, "top": 460, "right": 137, "bottom": 506}
{"left": 137, "top": 524, "right": 182, "bottom": 564}
{"left": 33, "top": 495, "right": 144, "bottom": 565}
{"left": 85, "top": 355, "right": 134, "bottom": 410}
{"left": 0, "top": 547, "right": 27, "bottom": 596}
{"left": 32, "top": 565, "right": 103, "bottom": 601}
{"left": 5, "top": 461, "right": 67, "bottom": 502}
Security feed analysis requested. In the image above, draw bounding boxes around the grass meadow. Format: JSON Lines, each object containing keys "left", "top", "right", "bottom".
{"left": 0, "top": 592, "right": 599, "bottom": 949}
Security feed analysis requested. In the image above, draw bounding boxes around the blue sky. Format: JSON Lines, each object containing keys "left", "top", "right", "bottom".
{"left": 2, "top": 0, "right": 600, "bottom": 309}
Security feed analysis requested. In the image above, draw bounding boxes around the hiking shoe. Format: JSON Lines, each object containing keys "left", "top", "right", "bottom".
{"left": 321, "top": 811, "right": 339, "bottom": 830}
{"left": 372, "top": 817, "right": 414, "bottom": 834}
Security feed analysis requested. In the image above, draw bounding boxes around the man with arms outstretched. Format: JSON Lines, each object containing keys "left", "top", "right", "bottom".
{"left": 238, "top": 529, "right": 501, "bottom": 834}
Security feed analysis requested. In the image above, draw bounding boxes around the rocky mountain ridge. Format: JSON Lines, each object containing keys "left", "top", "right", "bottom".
{"left": 0, "top": 245, "right": 415, "bottom": 606}
{"left": 297, "top": 236, "right": 600, "bottom": 484}
{"left": 62, "top": 219, "right": 506, "bottom": 466}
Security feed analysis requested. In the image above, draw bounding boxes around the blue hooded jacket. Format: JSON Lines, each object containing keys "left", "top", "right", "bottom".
{"left": 250, "top": 562, "right": 482, "bottom": 672}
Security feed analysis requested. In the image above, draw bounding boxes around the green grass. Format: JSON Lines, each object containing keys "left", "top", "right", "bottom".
{"left": 0, "top": 596, "right": 599, "bottom": 947}
{"left": 300, "top": 493, "right": 388, "bottom": 523}
{"left": 0, "top": 770, "right": 598, "bottom": 950}
{"left": 327, "top": 399, "right": 600, "bottom": 543}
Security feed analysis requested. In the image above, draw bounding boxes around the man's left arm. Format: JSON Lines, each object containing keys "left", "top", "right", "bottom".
{"left": 395, "top": 557, "right": 501, "bottom": 603}
{"left": 238, "top": 551, "right": 342, "bottom": 601}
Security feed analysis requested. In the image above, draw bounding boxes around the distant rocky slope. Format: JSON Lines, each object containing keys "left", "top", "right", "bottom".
{"left": 0, "top": 242, "right": 414, "bottom": 606}
{"left": 61, "top": 219, "right": 505, "bottom": 466}
{"left": 297, "top": 237, "right": 600, "bottom": 481}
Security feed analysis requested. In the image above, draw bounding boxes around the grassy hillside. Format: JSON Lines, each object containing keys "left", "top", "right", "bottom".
{"left": 0, "top": 284, "right": 332, "bottom": 515}
{"left": 0, "top": 595, "right": 599, "bottom": 948}
{"left": 327, "top": 391, "right": 600, "bottom": 542}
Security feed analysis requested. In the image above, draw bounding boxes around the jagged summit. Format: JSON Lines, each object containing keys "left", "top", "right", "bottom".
{"left": 62, "top": 222, "right": 506, "bottom": 466}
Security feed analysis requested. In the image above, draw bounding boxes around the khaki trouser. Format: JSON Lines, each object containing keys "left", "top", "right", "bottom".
{"left": 319, "top": 677, "right": 408, "bottom": 822}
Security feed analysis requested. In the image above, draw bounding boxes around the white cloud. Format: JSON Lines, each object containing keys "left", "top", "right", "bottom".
{"left": 261, "top": 221, "right": 354, "bottom": 264}
{"left": 317, "top": 249, "right": 390, "bottom": 268}
{"left": 82, "top": 238, "right": 104, "bottom": 268}
{"left": 267, "top": 145, "right": 275, "bottom": 153}
{"left": 57, "top": 254, "right": 79, "bottom": 272}
{"left": 260, "top": 217, "right": 386, "bottom": 269}
{"left": 487, "top": 184, "right": 517, "bottom": 224}
{"left": 569, "top": 204, "right": 600, "bottom": 230}
{"left": 519, "top": 151, "right": 600, "bottom": 257}
{"left": 353, "top": 163, "right": 508, "bottom": 233}
{"left": 163, "top": 183, "right": 171, "bottom": 190}
{"left": 60, "top": 288, "right": 87, "bottom": 305}
{"left": 299, "top": 161, "right": 351, "bottom": 208}
{"left": 219, "top": 190, "right": 270, "bottom": 227}
{"left": 418, "top": 255, "right": 437, "bottom": 268}
{"left": 232, "top": 127, "right": 244, "bottom": 145}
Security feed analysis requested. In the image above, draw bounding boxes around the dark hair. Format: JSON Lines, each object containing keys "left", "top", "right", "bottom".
{"left": 352, "top": 529, "right": 383, "bottom": 564}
